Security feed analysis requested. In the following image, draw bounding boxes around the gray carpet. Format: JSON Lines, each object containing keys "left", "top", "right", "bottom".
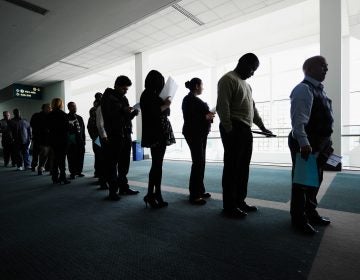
{"left": 319, "top": 173, "right": 360, "bottom": 214}
{"left": 128, "top": 160, "right": 291, "bottom": 203}
{"left": 0, "top": 163, "right": 323, "bottom": 280}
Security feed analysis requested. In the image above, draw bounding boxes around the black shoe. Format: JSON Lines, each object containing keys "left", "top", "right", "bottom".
{"left": 144, "top": 194, "right": 159, "bottom": 208}
{"left": 69, "top": 174, "right": 76, "bottom": 180}
{"left": 119, "top": 188, "right": 139, "bottom": 195}
{"left": 155, "top": 195, "right": 168, "bottom": 208}
{"left": 31, "top": 167, "right": 36, "bottom": 172}
{"left": 201, "top": 192, "right": 211, "bottom": 199}
{"left": 223, "top": 208, "right": 247, "bottom": 219}
{"left": 189, "top": 197, "right": 207, "bottom": 205}
{"left": 239, "top": 204, "right": 258, "bottom": 213}
{"left": 77, "top": 173, "right": 85, "bottom": 177}
{"left": 108, "top": 194, "right": 121, "bottom": 201}
{"left": 309, "top": 216, "right": 331, "bottom": 226}
{"left": 38, "top": 170, "right": 43, "bottom": 175}
{"left": 292, "top": 222, "right": 318, "bottom": 234}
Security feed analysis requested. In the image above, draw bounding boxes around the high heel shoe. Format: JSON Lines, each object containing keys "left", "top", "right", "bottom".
{"left": 143, "top": 195, "right": 159, "bottom": 209}
{"left": 155, "top": 195, "right": 168, "bottom": 208}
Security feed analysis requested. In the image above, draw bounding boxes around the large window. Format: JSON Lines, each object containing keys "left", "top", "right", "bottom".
{"left": 342, "top": 37, "right": 360, "bottom": 169}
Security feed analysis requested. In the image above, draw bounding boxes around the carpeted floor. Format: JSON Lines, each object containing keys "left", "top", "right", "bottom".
{"left": 0, "top": 156, "right": 359, "bottom": 280}
{"left": 128, "top": 160, "right": 292, "bottom": 203}
{"left": 319, "top": 173, "right": 360, "bottom": 214}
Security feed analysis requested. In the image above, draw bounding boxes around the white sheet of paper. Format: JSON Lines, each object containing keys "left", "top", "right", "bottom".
{"left": 210, "top": 106, "right": 216, "bottom": 113}
{"left": 133, "top": 102, "right": 141, "bottom": 110}
{"left": 159, "top": 76, "right": 178, "bottom": 101}
{"left": 326, "top": 154, "right": 342, "bottom": 167}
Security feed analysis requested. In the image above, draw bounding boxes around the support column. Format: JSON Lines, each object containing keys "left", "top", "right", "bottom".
{"left": 134, "top": 52, "right": 149, "bottom": 141}
{"left": 320, "top": 0, "right": 342, "bottom": 161}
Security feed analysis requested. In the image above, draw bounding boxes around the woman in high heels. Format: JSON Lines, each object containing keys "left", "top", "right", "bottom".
{"left": 140, "top": 70, "right": 175, "bottom": 208}
{"left": 48, "top": 98, "right": 70, "bottom": 184}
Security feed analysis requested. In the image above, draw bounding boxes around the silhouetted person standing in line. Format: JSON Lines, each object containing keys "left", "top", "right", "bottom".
{"left": 87, "top": 93, "right": 103, "bottom": 179}
{"left": 140, "top": 70, "right": 175, "bottom": 208}
{"left": 217, "top": 53, "right": 272, "bottom": 218}
{"left": 30, "top": 103, "right": 52, "bottom": 174}
{"left": 288, "top": 56, "right": 332, "bottom": 234}
{"left": 9, "top": 108, "right": 32, "bottom": 171}
{"left": 48, "top": 98, "right": 70, "bottom": 184}
{"left": 0, "top": 111, "right": 14, "bottom": 167}
{"left": 100, "top": 75, "right": 139, "bottom": 201}
{"left": 67, "top": 102, "right": 86, "bottom": 179}
{"left": 87, "top": 92, "right": 108, "bottom": 190}
{"left": 182, "top": 78, "right": 215, "bottom": 205}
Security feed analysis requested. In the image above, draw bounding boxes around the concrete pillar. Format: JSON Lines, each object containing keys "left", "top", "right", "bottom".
{"left": 134, "top": 52, "right": 149, "bottom": 141}
{"left": 320, "top": 0, "right": 342, "bottom": 158}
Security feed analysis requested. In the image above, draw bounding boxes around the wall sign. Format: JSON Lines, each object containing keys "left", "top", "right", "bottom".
{"left": 13, "top": 84, "right": 43, "bottom": 100}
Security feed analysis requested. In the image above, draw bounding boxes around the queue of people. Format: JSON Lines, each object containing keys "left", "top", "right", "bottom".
{"left": 0, "top": 53, "right": 334, "bottom": 235}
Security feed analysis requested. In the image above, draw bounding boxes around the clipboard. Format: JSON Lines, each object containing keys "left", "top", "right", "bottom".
{"left": 293, "top": 153, "right": 319, "bottom": 187}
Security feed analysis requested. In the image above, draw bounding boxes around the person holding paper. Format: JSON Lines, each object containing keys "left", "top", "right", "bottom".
{"left": 217, "top": 53, "right": 272, "bottom": 218}
{"left": 100, "top": 75, "right": 139, "bottom": 201}
{"left": 87, "top": 93, "right": 108, "bottom": 190}
{"left": 182, "top": 77, "right": 215, "bottom": 205}
{"left": 140, "top": 70, "right": 175, "bottom": 208}
{"left": 288, "top": 56, "right": 333, "bottom": 234}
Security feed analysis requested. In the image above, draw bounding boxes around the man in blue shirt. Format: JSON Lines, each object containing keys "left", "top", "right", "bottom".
{"left": 288, "top": 56, "right": 333, "bottom": 234}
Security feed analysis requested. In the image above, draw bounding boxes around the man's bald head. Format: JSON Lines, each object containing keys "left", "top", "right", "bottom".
{"left": 303, "top": 56, "right": 328, "bottom": 82}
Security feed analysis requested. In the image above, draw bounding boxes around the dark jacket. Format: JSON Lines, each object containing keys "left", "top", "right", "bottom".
{"left": 48, "top": 109, "right": 68, "bottom": 150}
{"left": 140, "top": 89, "right": 175, "bottom": 147}
{"left": 182, "top": 92, "right": 211, "bottom": 138}
{"left": 67, "top": 113, "right": 85, "bottom": 147}
{"left": 9, "top": 117, "right": 31, "bottom": 145}
{"left": 87, "top": 106, "right": 99, "bottom": 140}
{"left": 30, "top": 111, "right": 51, "bottom": 145}
{"left": 101, "top": 88, "right": 137, "bottom": 139}
{"left": 0, "top": 118, "right": 13, "bottom": 145}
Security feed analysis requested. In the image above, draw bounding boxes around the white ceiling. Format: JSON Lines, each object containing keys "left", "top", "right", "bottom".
{"left": 0, "top": 0, "right": 178, "bottom": 90}
{"left": 2, "top": 0, "right": 360, "bottom": 89}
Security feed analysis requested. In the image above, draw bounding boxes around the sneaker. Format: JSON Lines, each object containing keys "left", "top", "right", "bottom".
{"left": 17, "top": 167, "right": 24, "bottom": 171}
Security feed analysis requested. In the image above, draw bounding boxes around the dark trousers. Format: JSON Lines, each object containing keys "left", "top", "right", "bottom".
{"left": 92, "top": 142, "right": 106, "bottom": 184}
{"left": 185, "top": 134, "right": 207, "bottom": 199}
{"left": 147, "top": 144, "right": 166, "bottom": 196}
{"left": 38, "top": 145, "right": 51, "bottom": 171}
{"left": 103, "top": 136, "right": 131, "bottom": 196}
{"left": 220, "top": 121, "right": 253, "bottom": 210}
{"left": 288, "top": 134, "right": 324, "bottom": 224}
{"left": 13, "top": 142, "right": 30, "bottom": 168}
{"left": 67, "top": 143, "right": 85, "bottom": 175}
{"left": 51, "top": 147, "right": 66, "bottom": 180}
{"left": 31, "top": 141, "right": 41, "bottom": 169}
{"left": 2, "top": 141, "right": 13, "bottom": 166}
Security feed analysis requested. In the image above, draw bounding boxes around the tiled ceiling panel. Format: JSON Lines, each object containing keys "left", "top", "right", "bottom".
{"left": 20, "top": 0, "right": 319, "bottom": 86}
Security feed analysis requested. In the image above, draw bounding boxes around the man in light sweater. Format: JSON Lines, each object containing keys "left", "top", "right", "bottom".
{"left": 217, "top": 53, "right": 272, "bottom": 218}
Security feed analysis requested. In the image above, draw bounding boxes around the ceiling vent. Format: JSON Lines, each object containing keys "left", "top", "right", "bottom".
{"left": 4, "top": 0, "right": 49, "bottom": 15}
{"left": 171, "top": 3, "right": 204, "bottom": 26}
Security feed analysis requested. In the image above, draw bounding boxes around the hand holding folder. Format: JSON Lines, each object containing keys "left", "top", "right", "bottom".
{"left": 293, "top": 153, "right": 319, "bottom": 187}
